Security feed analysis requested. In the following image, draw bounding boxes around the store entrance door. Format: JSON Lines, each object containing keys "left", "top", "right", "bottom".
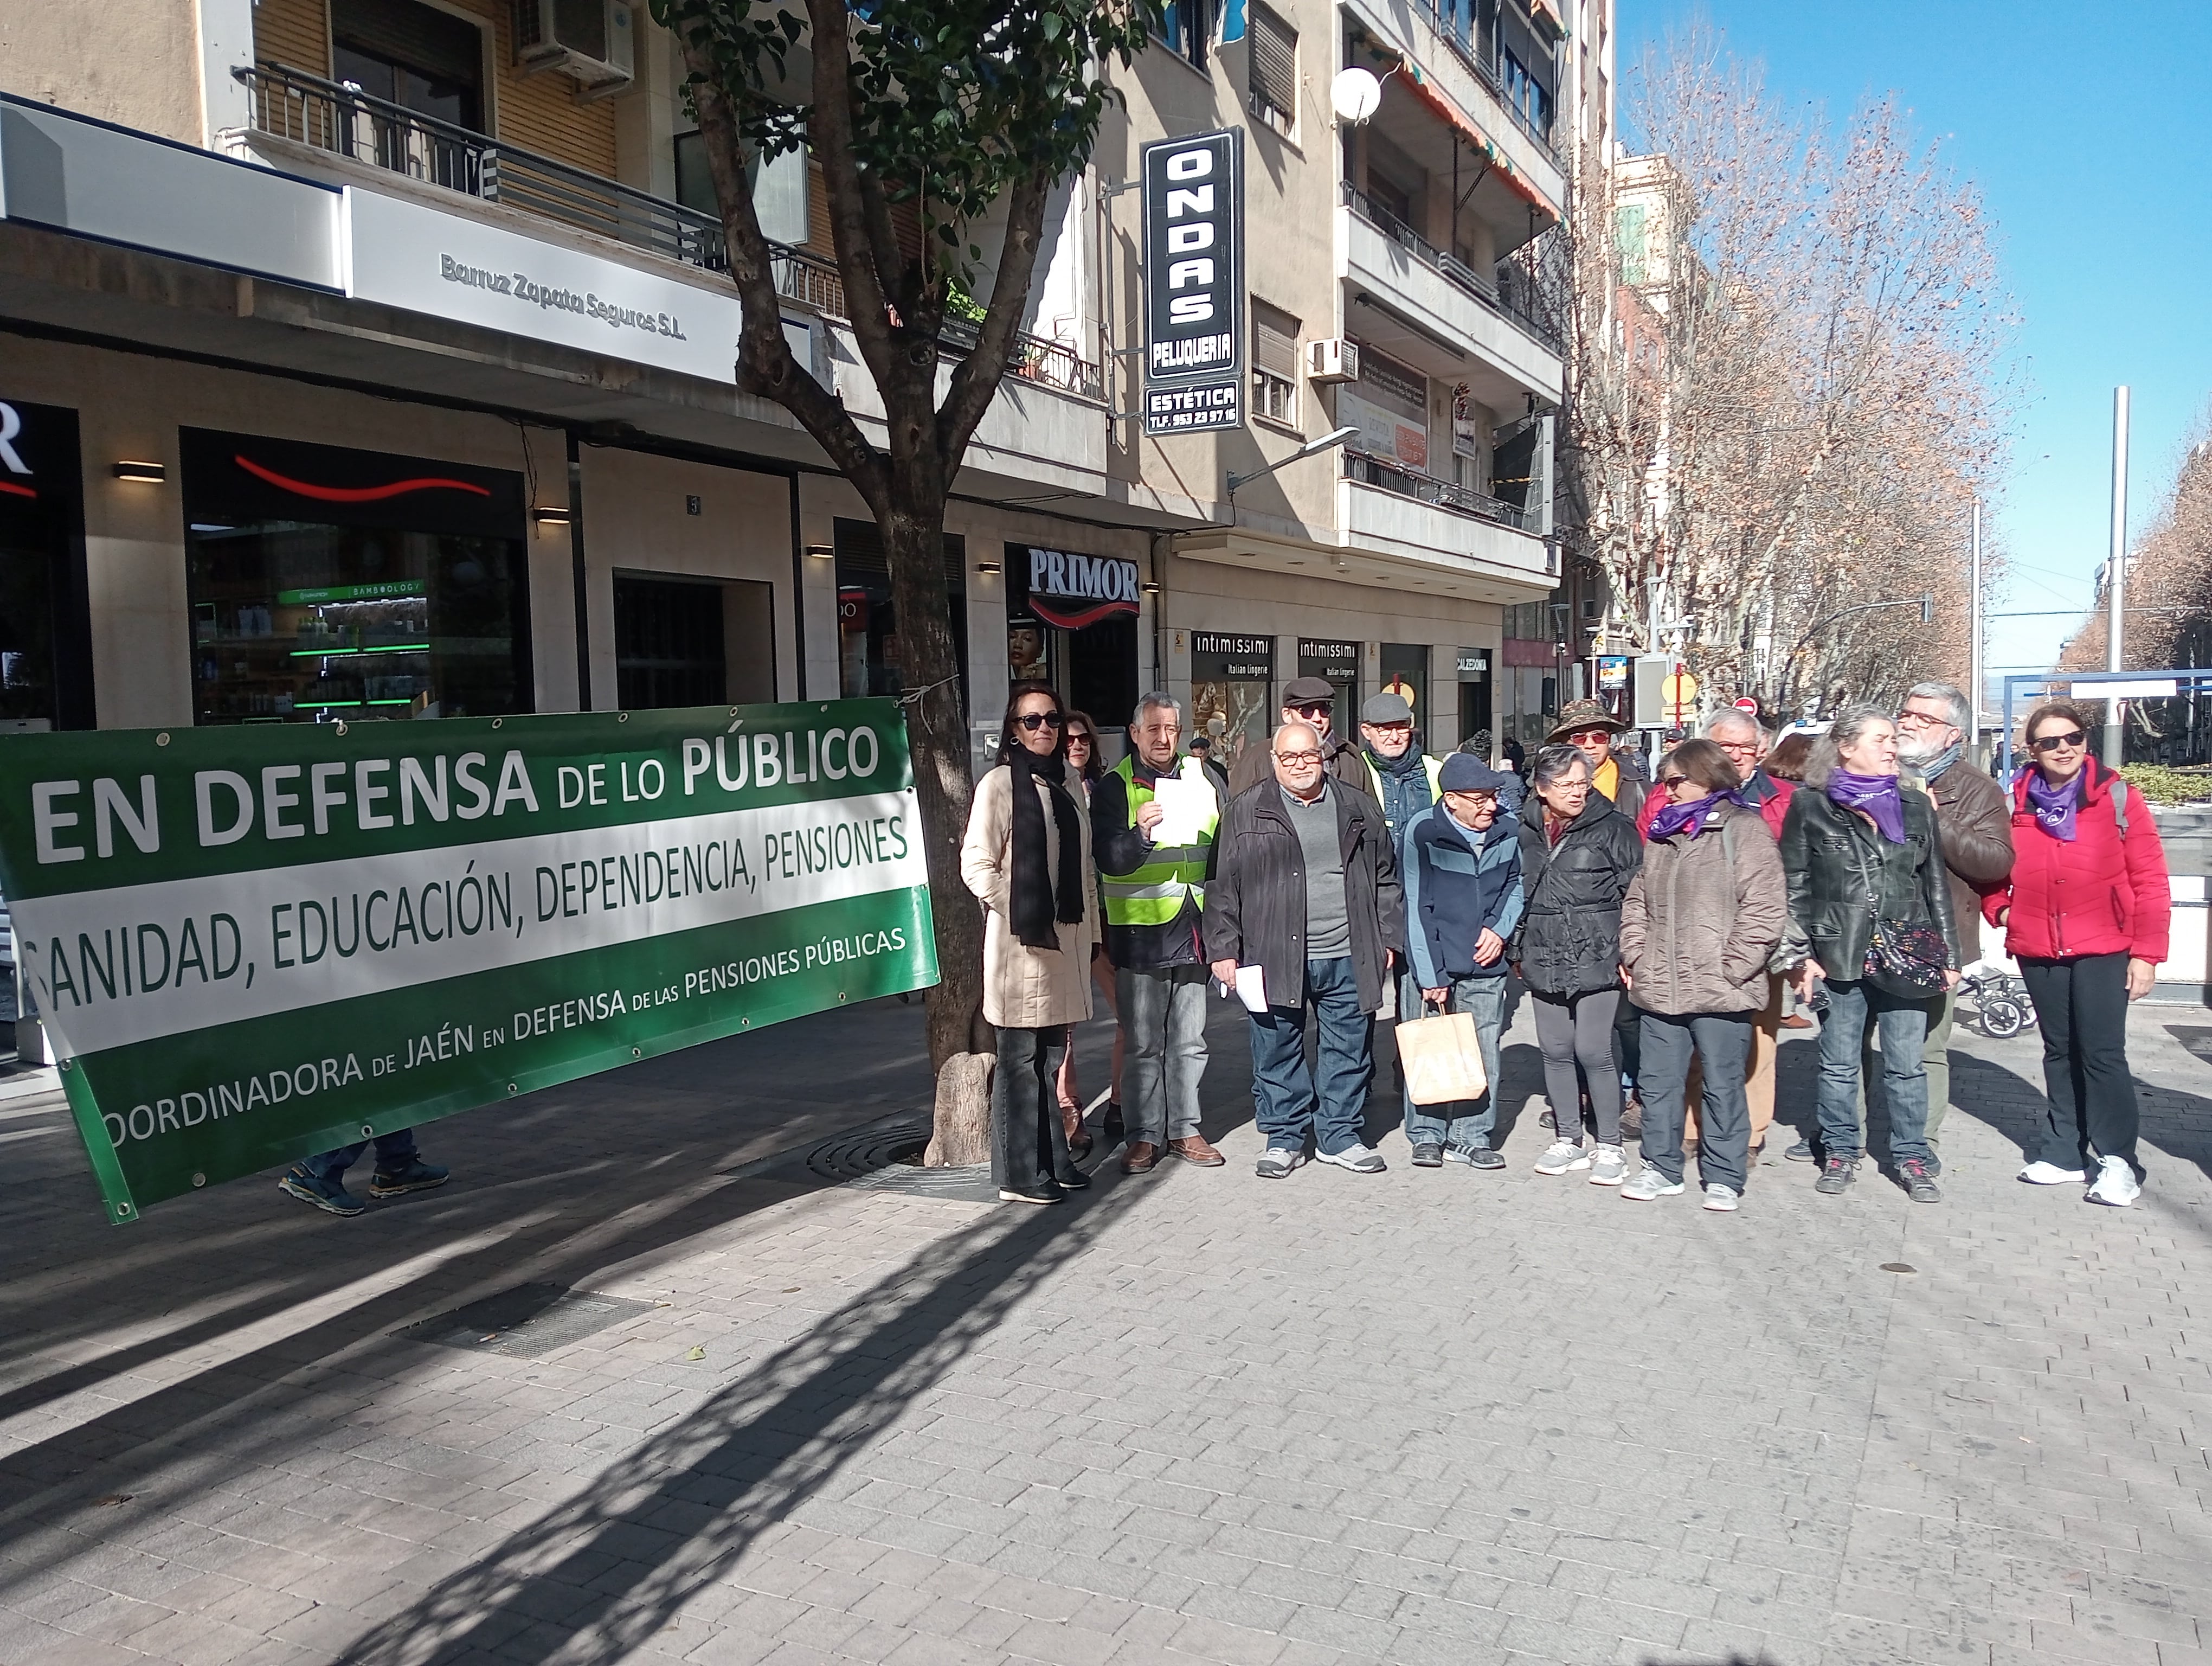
{"left": 615, "top": 574, "right": 776, "bottom": 708}
{"left": 1455, "top": 648, "right": 1492, "bottom": 746}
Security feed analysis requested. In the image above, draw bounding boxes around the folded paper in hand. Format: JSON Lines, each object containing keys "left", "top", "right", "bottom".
{"left": 1233, "top": 964, "right": 1269, "bottom": 1013}
{"left": 1397, "top": 1011, "right": 1488, "bottom": 1104}
{"left": 1149, "top": 761, "right": 1215, "bottom": 849}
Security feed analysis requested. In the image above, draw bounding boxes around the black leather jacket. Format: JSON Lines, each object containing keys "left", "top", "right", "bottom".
{"left": 1778, "top": 784, "right": 1962, "bottom": 981}
{"left": 1512, "top": 791, "right": 1644, "bottom": 998}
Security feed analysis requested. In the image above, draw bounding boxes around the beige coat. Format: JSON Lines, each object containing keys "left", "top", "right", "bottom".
{"left": 960, "top": 763, "right": 1099, "bottom": 1030}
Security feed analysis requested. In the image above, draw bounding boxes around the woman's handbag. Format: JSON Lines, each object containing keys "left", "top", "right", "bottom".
{"left": 1849, "top": 840, "right": 1949, "bottom": 998}
{"left": 1397, "top": 1011, "right": 1489, "bottom": 1104}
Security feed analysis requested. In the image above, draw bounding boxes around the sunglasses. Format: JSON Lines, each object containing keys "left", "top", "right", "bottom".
{"left": 1289, "top": 702, "right": 1333, "bottom": 718}
{"left": 2029, "top": 729, "right": 2086, "bottom": 753}
{"left": 1661, "top": 775, "right": 1692, "bottom": 790}
{"left": 1017, "top": 712, "right": 1064, "bottom": 732}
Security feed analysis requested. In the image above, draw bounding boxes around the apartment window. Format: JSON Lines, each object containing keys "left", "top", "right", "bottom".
{"left": 1251, "top": 299, "right": 1300, "bottom": 426}
{"left": 331, "top": 0, "right": 485, "bottom": 131}
{"left": 1248, "top": 3, "right": 1297, "bottom": 135}
{"left": 1159, "top": 0, "right": 1218, "bottom": 72}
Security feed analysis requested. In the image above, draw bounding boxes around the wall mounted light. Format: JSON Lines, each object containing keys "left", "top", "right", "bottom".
{"left": 805, "top": 543, "right": 834, "bottom": 559}
{"left": 975, "top": 561, "right": 1003, "bottom": 576}
{"left": 1140, "top": 581, "right": 1162, "bottom": 594}
{"left": 112, "top": 460, "right": 166, "bottom": 483}
{"left": 530, "top": 505, "right": 573, "bottom": 529}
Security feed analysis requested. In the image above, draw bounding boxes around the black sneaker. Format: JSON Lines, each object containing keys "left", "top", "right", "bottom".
{"left": 1052, "top": 1168, "right": 1091, "bottom": 1191}
{"left": 1900, "top": 1157, "right": 1941, "bottom": 1204}
{"left": 1784, "top": 1139, "right": 1819, "bottom": 1163}
{"left": 1411, "top": 1142, "right": 1444, "bottom": 1168}
{"left": 1463, "top": 1147, "right": 1507, "bottom": 1170}
{"left": 1814, "top": 1156, "right": 1856, "bottom": 1196}
{"left": 998, "top": 1182, "right": 1065, "bottom": 1205}
{"left": 1102, "top": 1102, "right": 1125, "bottom": 1144}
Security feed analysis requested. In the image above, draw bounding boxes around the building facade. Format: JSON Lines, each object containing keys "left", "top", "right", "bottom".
{"left": 0, "top": 0, "right": 1590, "bottom": 769}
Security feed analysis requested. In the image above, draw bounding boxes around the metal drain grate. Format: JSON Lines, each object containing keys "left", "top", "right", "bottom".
{"left": 398, "top": 1283, "right": 654, "bottom": 1357}
{"left": 794, "top": 1117, "right": 1004, "bottom": 1203}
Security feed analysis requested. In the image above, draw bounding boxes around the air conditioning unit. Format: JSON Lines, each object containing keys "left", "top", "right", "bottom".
{"left": 1307, "top": 338, "right": 1360, "bottom": 383}
{"left": 516, "top": 0, "right": 635, "bottom": 96}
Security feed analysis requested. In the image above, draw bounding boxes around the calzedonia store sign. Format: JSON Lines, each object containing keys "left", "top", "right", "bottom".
{"left": 1140, "top": 129, "right": 1245, "bottom": 436}
{"left": 0, "top": 702, "right": 938, "bottom": 1223}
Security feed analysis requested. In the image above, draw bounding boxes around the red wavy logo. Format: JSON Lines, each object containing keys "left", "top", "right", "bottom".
{"left": 235, "top": 454, "right": 491, "bottom": 502}
{"left": 0, "top": 482, "right": 35, "bottom": 499}
{"left": 1031, "top": 597, "right": 1137, "bottom": 631}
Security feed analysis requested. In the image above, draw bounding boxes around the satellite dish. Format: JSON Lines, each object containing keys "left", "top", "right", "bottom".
{"left": 1331, "top": 67, "right": 1382, "bottom": 125}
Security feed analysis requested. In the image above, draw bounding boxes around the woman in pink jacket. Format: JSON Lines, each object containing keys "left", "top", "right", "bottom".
{"left": 1984, "top": 701, "right": 2170, "bottom": 1206}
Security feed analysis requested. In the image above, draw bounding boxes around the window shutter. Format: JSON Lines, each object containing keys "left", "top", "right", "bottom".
{"left": 333, "top": 0, "right": 483, "bottom": 87}
{"left": 1249, "top": 3, "right": 1297, "bottom": 121}
{"left": 1252, "top": 300, "right": 1300, "bottom": 379}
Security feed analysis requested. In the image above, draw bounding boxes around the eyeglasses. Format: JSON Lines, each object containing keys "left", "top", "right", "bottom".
{"left": 1274, "top": 749, "right": 1323, "bottom": 765}
{"left": 2029, "top": 729, "right": 2086, "bottom": 753}
{"left": 1017, "top": 712, "right": 1064, "bottom": 732}
{"left": 1289, "top": 702, "right": 1333, "bottom": 719}
{"left": 1715, "top": 739, "right": 1758, "bottom": 754}
{"left": 1565, "top": 728, "right": 1612, "bottom": 745}
{"left": 1896, "top": 709, "right": 1950, "bottom": 729}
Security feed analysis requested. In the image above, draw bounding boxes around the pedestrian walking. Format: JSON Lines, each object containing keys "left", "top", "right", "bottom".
{"left": 1227, "top": 676, "right": 1369, "bottom": 794}
{"left": 1400, "top": 754, "right": 1522, "bottom": 1169}
{"left": 1056, "top": 710, "right": 1120, "bottom": 1158}
{"left": 280, "top": 1131, "right": 448, "bottom": 1216}
{"left": 1207, "top": 720, "right": 1405, "bottom": 1178}
{"left": 1985, "top": 700, "right": 2170, "bottom": 1206}
{"left": 1779, "top": 704, "right": 1960, "bottom": 1204}
{"left": 1091, "top": 692, "right": 1225, "bottom": 1175}
{"left": 960, "top": 681, "right": 1099, "bottom": 1206}
{"left": 1843, "top": 682, "right": 2013, "bottom": 1159}
{"left": 1513, "top": 744, "right": 1643, "bottom": 1184}
{"left": 1616, "top": 740, "right": 1789, "bottom": 1210}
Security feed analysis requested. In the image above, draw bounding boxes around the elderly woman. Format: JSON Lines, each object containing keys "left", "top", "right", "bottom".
{"left": 1985, "top": 700, "right": 2171, "bottom": 1206}
{"left": 1616, "top": 740, "right": 1789, "bottom": 1210}
{"left": 1514, "top": 744, "right": 1644, "bottom": 1185}
{"left": 1778, "top": 704, "right": 1960, "bottom": 1204}
{"left": 961, "top": 680, "right": 1099, "bottom": 1205}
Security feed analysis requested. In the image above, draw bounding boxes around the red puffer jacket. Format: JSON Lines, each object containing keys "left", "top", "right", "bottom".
{"left": 1982, "top": 758, "right": 2170, "bottom": 963}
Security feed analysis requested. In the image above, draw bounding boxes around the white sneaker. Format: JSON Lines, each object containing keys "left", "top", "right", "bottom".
{"left": 2085, "top": 1155, "right": 2140, "bottom": 1207}
{"left": 1618, "top": 1165, "right": 1684, "bottom": 1201}
{"left": 1586, "top": 1145, "right": 1629, "bottom": 1186}
{"left": 1702, "top": 1183, "right": 1740, "bottom": 1212}
{"left": 1534, "top": 1139, "right": 1592, "bottom": 1175}
{"left": 2019, "top": 1161, "right": 2087, "bottom": 1185}
{"left": 1316, "top": 1142, "right": 1387, "bottom": 1174}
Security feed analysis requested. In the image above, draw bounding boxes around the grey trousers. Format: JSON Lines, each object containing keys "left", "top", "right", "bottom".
{"left": 1117, "top": 963, "right": 1210, "bottom": 1144}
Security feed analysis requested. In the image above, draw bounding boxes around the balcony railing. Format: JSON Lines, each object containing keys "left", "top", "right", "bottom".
{"left": 1401, "top": 0, "right": 1560, "bottom": 164}
{"left": 1343, "top": 448, "right": 1535, "bottom": 534}
{"left": 1342, "top": 184, "right": 1563, "bottom": 354}
{"left": 234, "top": 62, "right": 1101, "bottom": 401}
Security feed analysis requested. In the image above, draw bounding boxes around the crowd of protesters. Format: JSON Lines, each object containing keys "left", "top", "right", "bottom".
{"left": 957, "top": 676, "right": 2172, "bottom": 1215}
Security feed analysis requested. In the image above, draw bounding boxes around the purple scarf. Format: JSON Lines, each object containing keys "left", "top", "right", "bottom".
{"left": 1647, "top": 790, "right": 1741, "bottom": 842}
{"left": 1826, "top": 771, "right": 1907, "bottom": 844}
{"left": 2025, "top": 771, "right": 2080, "bottom": 841}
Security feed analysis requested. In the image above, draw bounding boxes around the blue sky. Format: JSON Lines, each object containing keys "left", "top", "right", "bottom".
{"left": 1622, "top": 0, "right": 2212, "bottom": 695}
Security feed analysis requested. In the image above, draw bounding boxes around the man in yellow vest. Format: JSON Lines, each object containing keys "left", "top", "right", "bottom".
{"left": 1093, "top": 691, "right": 1225, "bottom": 1174}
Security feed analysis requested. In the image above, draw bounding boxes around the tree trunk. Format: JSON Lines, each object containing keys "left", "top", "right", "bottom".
{"left": 924, "top": 1051, "right": 994, "bottom": 1168}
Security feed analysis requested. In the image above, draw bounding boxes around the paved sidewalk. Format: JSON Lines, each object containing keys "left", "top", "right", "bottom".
{"left": 2, "top": 985, "right": 2210, "bottom": 1666}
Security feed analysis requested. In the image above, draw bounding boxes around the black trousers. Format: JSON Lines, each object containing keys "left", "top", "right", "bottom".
{"left": 993, "top": 1025, "right": 1074, "bottom": 1190}
{"left": 2017, "top": 952, "right": 2140, "bottom": 1173}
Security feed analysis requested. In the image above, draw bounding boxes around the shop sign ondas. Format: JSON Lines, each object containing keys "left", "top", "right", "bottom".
{"left": 0, "top": 702, "right": 939, "bottom": 1224}
{"left": 1140, "top": 130, "right": 1245, "bottom": 437}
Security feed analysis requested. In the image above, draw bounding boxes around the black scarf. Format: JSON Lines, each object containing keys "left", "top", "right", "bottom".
{"left": 1008, "top": 749, "right": 1084, "bottom": 949}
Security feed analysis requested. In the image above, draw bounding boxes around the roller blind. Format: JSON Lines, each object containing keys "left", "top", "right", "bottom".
{"left": 1249, "top": 3, "right": 1297, "bottom": 122}
{"left": 1252, "top": 299, "right": 1300, "bottom": 378}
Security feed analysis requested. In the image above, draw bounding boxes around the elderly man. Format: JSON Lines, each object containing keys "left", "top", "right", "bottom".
{"left": 1092, "top": 692, "right": 1225, "bottom": 1175}
{"left": 1359, "top": 690, "right": 1445, "bottom": 843}
{"left": 1229, "top": 676, "right": 1369, "bottom": 794}
{"left": 1208, "top": 720, "right": 1405, "bottom": 1178}
{"left": 1822, "top": 680, "right": 2012, "bottom": 1163}
{"left": 1400, "top": 755, "right": 1522, "bottom": 1168}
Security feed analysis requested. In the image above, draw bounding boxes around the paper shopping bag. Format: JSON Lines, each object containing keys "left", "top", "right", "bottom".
{"left": 1396, "top": 1011, "right": 1488, "bottom": 1104}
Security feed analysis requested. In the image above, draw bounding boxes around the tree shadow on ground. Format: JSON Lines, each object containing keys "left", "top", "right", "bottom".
{"left": 331, "top": 1170, "right": 1150, "bottom": 1663}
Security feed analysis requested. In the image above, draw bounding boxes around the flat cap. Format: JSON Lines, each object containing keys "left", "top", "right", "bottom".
{"left": 1282, "top": 676, "right": 1338, "bottom": 705}
{"left": 1439, "top": 754, "right": 1514, "bottom": 794}
{"left": 1360, "top": 691, "right": 1414, "bottom": 725}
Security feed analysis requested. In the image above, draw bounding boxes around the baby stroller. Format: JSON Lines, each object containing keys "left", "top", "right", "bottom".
{"left": 1961, "top": 957, "right": 2035, "bottom": 1040}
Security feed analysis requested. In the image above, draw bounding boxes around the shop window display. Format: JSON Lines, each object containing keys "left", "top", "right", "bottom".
{"left": 1191, "top": 632, "right": 1274, "bottom": 776}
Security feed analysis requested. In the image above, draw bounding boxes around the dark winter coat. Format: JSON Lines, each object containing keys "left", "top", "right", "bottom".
{"left": 1512, "top": 791, "right": 1644, "bottom": 998}
{"left": 1779, "top": 781, "right": 1962, "bottom": 982}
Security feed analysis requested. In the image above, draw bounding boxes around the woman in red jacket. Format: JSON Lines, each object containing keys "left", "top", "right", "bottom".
{"left": 1984, "top": 701, "right": 2170, "bottom": 1206}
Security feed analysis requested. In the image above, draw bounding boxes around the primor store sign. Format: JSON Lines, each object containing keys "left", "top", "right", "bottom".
{"left": 0, "top": 702, "right": 938, "bottom": 1223}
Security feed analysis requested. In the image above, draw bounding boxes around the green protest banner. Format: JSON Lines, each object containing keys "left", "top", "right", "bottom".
{"left": 0, "top": 701, "right": 938, "bottom": 1223}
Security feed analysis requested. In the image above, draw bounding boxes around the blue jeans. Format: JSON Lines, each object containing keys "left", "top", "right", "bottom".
{"left": 1400, "top": 970, "right": 1504, "bottom": 1151}
{"left": 1815, "top": 978, "right": 1932, "bottom": 1165}
{"left": 1637, "top": 1010, "right": 1753, "bottom": 1191}
{"left": 1247, "top": 957, "right": 1373, "bottom": 1156}
{"left": 301, "top": 1128, "right": 419, "bottom": 1183}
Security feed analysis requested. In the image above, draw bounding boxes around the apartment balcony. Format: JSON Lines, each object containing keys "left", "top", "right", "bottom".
{"left": 229, "top": 63, "right": 1101, "bottom": 403}
{"left": 1338, "top": 186, "right": 1564, "bottom": 407}
{"left": 1339, "top": 449, "right": 1554, "bottom": 595}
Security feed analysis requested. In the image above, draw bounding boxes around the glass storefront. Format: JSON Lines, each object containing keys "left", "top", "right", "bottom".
{"left": 1191, "top": 632, "right": 1274, "bottom": 778}
{"left": 833, "top": 516, "right": 968, "bottom": 709}
{"left": 0, "top": 398, "right": 95, "bottom": 731}
{"left": 181, "top": 430, "right": 528, "bottom": 724}
{"left": 1007, "top": 543, "right": 1139, "bottom": 735}
{"left": 1455, "top": 648, "right": 1492, "bottom": 746}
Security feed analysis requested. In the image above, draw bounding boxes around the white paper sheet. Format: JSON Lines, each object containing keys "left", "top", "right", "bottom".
{"left": 1233, "top": 964, "right": 1270, "bottom": 1013}
{"left": 1148, "top": 761, "right": 1216, "bottom": 849}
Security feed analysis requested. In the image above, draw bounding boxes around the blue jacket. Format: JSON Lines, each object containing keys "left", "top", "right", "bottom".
{"left": 1404, "top": 802, "right": 1525, "bottom": 986}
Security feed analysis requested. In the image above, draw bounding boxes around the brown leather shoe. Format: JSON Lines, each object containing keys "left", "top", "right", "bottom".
{"left": 1121, "top": 1140, "right": 1160, "bottom": 1174}
{"left": 1168, "top": 1135, "right": 1225, "bottom": 1167}
{"left": 1780, "top": 1014, "right": 1815, "bottom": 1030}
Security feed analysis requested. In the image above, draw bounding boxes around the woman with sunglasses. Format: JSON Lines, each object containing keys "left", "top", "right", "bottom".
{"left": 1616, "top": 740, "right": 1788, "bottom": 1210}
{"left": 1054, "top": 712, "right": 1122, "bottom": 1158}
{"left": 960, "top": 681, "right": 1099, "bottom": 1204}
{"left": 1779, "top": 704, "right": 1960, "bottom": 1204}
{"left": 1983, "top": 700, "right": 2170, "bottom": 1206}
